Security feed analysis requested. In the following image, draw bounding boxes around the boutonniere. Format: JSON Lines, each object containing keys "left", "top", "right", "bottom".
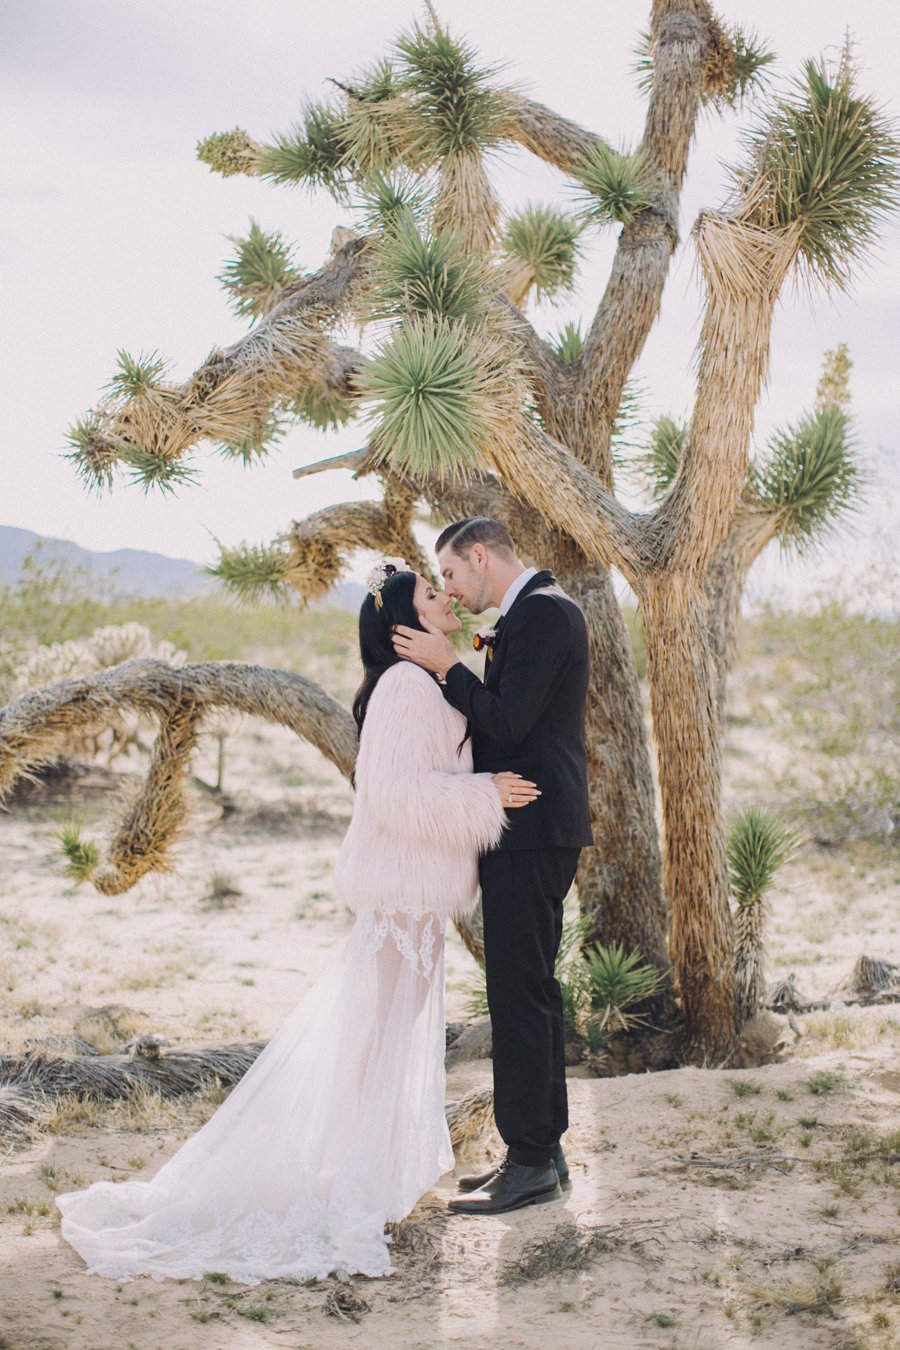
{"left": 473, "top": 626, "right": 497, "bottom": 659}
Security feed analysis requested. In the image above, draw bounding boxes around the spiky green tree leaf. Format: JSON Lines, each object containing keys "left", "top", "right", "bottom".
{"left": 106, "top": 350, "right": 169, "bottom": 400}
{"left": 636, "top": 24, "right": 774, "bottom": 111}
{"left": 714, "top": 27, "right": 777, "bottom": 109}
{"left": 59, "top": 826, "right": 100, "bottom": 883}
{"left": 341, "top": 60, "right": 410, "bottom": 173}
{"left": 64, "top": 414, "right": 119, "bottom": 495}
{"left": 640, "top": 414, "right": 687, "bottom": 498}
{"left": 393, "top": 23, "right": 507, "bottom": 160}
{"left": 207, "top": 540, "right": 291, "bottom": 604}
{"left": 727, "top": 807, "right": 800, "bottom": 906}
{"left": 259, "top": 103, "right": 351, "bottom": 196}
{"left": 361, "top": 314, "right": 517, "bottom": 479}
{"left": 216, "top": 414, "right": 287, "bottom": 465}
{"left": 500, "top": 205, "right": 583, "bottom": 302}
{"left": 355, "top": 170, "right": 430, "bottom": 236}
{"left": 574, "top": 142, "right": 661, "bottom": 226}
{"left": 549, "top": 321, "right": 585, "bottom": 365}
{"left": 755, "top": 407, "right": 863, "bottom": 553}
{"left": 366, "top": 211, "right": 493, "bottom": 324}
{"left": 737, "top": 51, "right": 900, "bottom": 288}
{"left": 217, "top": 220, "right": 301, "bottom": 321}
{"left": 119, "top": 447, "right": 199, "bottom": 495}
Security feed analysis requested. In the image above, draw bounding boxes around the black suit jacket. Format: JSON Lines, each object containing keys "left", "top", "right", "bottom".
{"left": 443, "top": 570, "right": 593, "bottom": 851}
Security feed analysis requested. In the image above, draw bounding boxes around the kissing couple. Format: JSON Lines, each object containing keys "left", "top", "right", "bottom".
{"left": 57, "top": 516, "right": 593, "bottom": 1284}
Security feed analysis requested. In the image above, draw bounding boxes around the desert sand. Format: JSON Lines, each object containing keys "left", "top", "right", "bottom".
{"left": 1, "top": 684, "right": 898, "bottom": 1350}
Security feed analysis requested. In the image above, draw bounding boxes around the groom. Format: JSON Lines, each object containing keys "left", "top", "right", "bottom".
{"left": 392, "top": 517, "right": 592, "bottom": 1214}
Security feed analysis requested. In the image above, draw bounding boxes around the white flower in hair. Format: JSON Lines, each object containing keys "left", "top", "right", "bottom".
{"left": 365, "top": 556, "right": 409, "bottom": 607}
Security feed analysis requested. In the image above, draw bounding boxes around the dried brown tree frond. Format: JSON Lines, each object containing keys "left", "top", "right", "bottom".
{"left": 851, "top": 955, "right": 899, "bottom": 998}
{"left": 445, "top": 1084, "right": 494, "bottom": 1148}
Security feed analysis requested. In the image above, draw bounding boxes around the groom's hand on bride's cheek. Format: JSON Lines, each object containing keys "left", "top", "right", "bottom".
{"left": 392, "top": 623, "right": 459, "bottom": 678}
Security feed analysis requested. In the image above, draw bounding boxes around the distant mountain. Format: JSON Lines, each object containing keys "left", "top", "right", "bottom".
{"left": 0, "top": 525, "right": 365, "bottom": 610}
{"left": 0, "top": 525, "right": 216, "bottom": 598}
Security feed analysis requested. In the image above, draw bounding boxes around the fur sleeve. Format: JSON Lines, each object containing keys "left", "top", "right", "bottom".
{"left": 355, "top": 662, "right": 507, "bottom": 853}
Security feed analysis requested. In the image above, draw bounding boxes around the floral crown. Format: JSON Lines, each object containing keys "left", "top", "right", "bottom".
{"left": 364, "top": 556, "right": 410, "bottom": 610}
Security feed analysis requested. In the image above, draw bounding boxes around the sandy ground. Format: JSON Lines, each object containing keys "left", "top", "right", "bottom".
{"left": 1, "top": 719, "right": 898, "bottom": 1350}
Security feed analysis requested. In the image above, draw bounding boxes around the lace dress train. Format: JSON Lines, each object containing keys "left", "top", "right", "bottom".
{"left": 56, "top": 911, "right": 452, "bottom": 1284}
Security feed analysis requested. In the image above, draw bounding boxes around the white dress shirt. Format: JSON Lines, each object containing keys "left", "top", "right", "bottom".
{"left": 498, "top": 567, "right": 538, "bottom": 616}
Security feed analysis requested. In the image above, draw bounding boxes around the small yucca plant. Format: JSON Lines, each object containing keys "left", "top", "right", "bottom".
{"left": 581, "top": 941, "right": 665, "bottom": 1037}
{"left": 729, "top": 807, "right": 801, "bottom": 1020}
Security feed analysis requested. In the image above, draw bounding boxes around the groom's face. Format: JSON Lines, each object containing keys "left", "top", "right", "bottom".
{"left": 437, "top": 544, "right": 492, "bottom": 614}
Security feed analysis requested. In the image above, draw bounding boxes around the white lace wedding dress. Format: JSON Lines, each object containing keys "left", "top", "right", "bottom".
{"left": 56, "top": 662, "right": 507, "bottom": 1283}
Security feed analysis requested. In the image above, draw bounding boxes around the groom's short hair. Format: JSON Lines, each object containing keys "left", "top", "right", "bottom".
{"left": 435, "top": 517, "right": 516, "bottom": 560}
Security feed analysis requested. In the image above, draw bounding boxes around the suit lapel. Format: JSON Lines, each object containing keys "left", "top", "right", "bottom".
{"left": 483, "top": 570, "right": 555, "bottom": 686}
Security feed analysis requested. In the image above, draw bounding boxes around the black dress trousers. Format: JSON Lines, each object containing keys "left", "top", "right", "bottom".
{"left": 479, "top": 846, "right": 580, "bottom": 1166}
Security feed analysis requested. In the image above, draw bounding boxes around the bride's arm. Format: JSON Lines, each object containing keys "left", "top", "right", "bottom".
{"left": 354, "top": 663, "right": 508, "bottom": 853}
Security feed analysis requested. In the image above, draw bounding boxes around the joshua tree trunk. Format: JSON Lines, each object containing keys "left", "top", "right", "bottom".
{"left": 562, "top": 565, "right": 668, "bottom": 972}
{"left": 642, "top": 582, "right": 735, "bottom": 1057}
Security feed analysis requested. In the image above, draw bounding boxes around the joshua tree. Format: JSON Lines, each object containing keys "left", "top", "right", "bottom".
{"left": 1, "top": 3, "right": 896, "bottom": 1062}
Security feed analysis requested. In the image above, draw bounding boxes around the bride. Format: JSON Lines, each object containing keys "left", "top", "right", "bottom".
{"left": 56, "top": 559, "right": 538, "bottom": 1284}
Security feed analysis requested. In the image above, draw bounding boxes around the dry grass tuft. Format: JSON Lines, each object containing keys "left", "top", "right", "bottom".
{"left": 498, "top": 1221, "right": 627, "bottom": 1286}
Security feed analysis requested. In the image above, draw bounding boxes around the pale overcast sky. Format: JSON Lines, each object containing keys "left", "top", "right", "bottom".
{"left": 2, "top": 1, "right": 897, "bottom": 606}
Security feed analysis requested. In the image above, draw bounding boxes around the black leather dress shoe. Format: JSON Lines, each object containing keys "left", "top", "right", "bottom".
{"left": 457, "top": 1146, "right": 571, "bottom": 1193}
{"left": 447, "top": 1160, "right": 562, "bottom": 1215}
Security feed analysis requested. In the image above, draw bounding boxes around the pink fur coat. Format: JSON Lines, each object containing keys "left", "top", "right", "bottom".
{"left": 334, "top": 661, "right": 508, "bottom": 919}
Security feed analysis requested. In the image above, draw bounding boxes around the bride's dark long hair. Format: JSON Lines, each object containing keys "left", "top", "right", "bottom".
{"left": 352, "top": 569, "right": 425, "bottom": 734}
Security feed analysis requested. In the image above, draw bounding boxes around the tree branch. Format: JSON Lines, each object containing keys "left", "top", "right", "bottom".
{"left": 479, "top": 420, "right": 651, "bottom": 585}
{"left": 77, "top": 238, "right": 368, "bottom": 481}
{"left": 500, "top": 92, "right": 610, "bottom": 172}
{"left": 648, "top": 212, "right": 802, "bottom": 577}
{"left": 575, "top": 3, "right": 712, "bottom": 482}
{"left": 282, "top": 489, "right": 433, "bottom": 600}
{"left": 0, "top": 660, "right": 357, "bottom": 894}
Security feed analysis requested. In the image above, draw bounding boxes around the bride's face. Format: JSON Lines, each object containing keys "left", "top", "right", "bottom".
{"left": 413, "top": 575, "right": 461, "bottom": 635}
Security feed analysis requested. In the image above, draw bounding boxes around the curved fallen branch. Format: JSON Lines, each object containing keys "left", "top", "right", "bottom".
{"left": 0, "top": 659, "right": 356, "bottom": 894}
